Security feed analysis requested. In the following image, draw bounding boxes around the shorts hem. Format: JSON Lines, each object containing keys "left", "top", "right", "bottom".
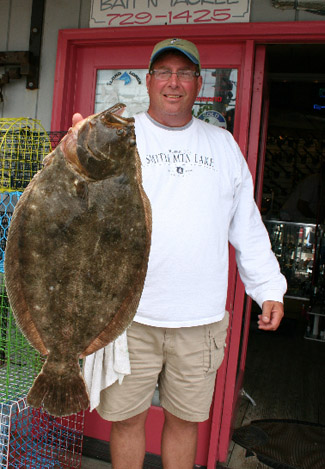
{"left": 96, "top": 401, "right": 151, "bottom": 422}
{"left": 161, "top": 399, "right": 209, "bottom": 423}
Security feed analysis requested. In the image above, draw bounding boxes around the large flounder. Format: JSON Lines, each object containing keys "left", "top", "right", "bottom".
{"left": 4, "top": 104, "right": 151, "bottom": 417}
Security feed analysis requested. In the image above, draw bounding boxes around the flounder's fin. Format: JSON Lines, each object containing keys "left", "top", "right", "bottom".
{"left": 4, "top": 181, "right": 48, "bottom": 356}
{"left": 27, "top": 354, "right": 89, "bottom": 417}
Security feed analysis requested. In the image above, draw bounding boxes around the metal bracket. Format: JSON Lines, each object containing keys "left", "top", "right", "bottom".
{"left": 0, "top": 51, "right": 30, "bottom": 82}
{"left": 0, "top": 0, "right": 45, "bottom": 93}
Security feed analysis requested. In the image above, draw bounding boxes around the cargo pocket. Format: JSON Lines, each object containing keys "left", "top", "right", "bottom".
{"left": 204, "top": 312, "right": 229, "bottom": 374}
{"left": 209, "top": 335, "right": 226, "bottom": 371}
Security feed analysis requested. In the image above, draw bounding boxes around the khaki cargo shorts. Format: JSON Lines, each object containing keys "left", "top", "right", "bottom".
{"left": 97, "top": 311, "right": 229, "bottom": 423}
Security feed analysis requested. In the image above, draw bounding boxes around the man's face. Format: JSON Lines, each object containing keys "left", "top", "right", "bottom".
{"left": 146, "top": 52, "right": 202, "bottom": 127}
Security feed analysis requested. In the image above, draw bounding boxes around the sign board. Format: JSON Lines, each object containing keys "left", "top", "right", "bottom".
{"left": 90, "top": 0, "right": 251, "bottom": 28}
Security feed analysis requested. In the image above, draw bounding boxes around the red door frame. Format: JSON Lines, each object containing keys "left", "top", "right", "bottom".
{"left": 51, "top": 22, "right": 325, "bottom": 467}
{"left": 208, "top": 44, "right": 268, "bottom": 466}
{"left": 51, "top": 22, "right": 325, "bottom": 132}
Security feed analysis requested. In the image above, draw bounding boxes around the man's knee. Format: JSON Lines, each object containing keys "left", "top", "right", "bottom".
{"left": 163, "top": 409, "right": 198, "bottom": 431}
{"left": 112, "top": 409, "right": 148, "bottom": 431}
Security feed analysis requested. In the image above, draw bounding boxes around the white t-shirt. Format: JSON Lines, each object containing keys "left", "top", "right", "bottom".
{"left": 134, "top": 113, "right": 286, "bottom": 327}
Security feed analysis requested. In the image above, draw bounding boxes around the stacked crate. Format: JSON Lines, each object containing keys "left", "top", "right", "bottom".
{"left": 0, "top": 120, "right": 84, "bottom": 468}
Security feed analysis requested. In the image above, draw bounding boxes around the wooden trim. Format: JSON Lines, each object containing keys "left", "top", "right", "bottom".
{"left": 236, "top": 39, "right": 255, "bottom": 158}
{"left": 51, "top": 36, "right": 78, "bottom": 131}
{"left": 216, "top": 278, "right": 247, "bottom": 464}
{"left": 206, "top": 305, "right": 234, "bottom": 468}
{"left": 55, "top": 21, "right": 325, "bottom": 45}
{"left": 246, "top": 46, "right": 267, "bottom": 180}
{"left": 254, "top": 78, "right": 270, "bottom": 210}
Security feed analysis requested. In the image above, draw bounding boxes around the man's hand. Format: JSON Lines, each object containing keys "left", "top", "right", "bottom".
{"left": 258, "top": 301, "right": 284, "bottom": 331}
{"left": 72, "top": 113, "right": 84, "bottom": 127}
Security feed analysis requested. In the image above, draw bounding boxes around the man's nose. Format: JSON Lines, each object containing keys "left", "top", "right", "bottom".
{"left": 168, "top": 72, "right": 180, "bottom": 86}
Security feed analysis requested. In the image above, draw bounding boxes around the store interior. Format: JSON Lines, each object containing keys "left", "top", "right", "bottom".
{"left": 225, "top": 42, "right": 325, "bottom": 468}
{"left": 241, "top": 43, "right": 325, "bottom": 427}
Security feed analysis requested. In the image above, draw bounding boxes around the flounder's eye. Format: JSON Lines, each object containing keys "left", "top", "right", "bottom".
{"left": 116, "top": 128, "right": 127, "bottom": 137}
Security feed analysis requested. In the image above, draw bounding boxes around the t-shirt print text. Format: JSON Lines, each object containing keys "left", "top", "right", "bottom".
{"left": 143, "top": 149, "right": 217, "bottom": 178}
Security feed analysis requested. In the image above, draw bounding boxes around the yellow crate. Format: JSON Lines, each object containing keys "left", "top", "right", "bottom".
{"left": 0, "top": 118, "right": 52, "bottom": 192}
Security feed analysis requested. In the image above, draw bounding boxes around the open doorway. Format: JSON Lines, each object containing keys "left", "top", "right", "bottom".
{"left": 228, "top": 43, "right": 325, "bottom": 466}
{"left": 262, "top": 43, "right": 325, "bottom": 321}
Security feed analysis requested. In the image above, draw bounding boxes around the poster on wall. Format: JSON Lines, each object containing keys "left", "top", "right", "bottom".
{"left": 90, "top": 0, "right": 251, "bottom": 28}
{"left": 95, "top": 67, "right": 237, "bottom": 133}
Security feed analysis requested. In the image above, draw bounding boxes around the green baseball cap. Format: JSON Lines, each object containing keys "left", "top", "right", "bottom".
{"left": 149, "top": 38, "right": 201, "bottom": 72}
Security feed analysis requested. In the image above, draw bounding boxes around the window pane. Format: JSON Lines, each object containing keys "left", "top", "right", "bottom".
{"left": 95, "top": 68, "right": 237, "bottom": 134}
{"left": 193, "top": 68, "right": 238, "bottom": 134}
{"left": 95, "top": 69, "right": 149, "bottom": 117}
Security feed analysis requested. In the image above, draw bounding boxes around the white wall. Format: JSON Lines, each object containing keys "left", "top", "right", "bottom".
{"left": 0, "top": 0, "right": 323, "bottom": 131}
{"left": 0, "top": 0, "right": 90, "bottom": 129}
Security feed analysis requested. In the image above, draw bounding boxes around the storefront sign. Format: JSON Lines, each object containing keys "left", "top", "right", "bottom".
{"left": 90, "top": 0, "right": 251, "bottom": 27}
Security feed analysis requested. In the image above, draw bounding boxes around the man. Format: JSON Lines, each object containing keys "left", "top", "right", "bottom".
{"left": 74, "top": 38, "right": 286, "bottom": 469}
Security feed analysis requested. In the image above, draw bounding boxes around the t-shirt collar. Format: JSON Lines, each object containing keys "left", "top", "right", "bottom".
{"left": 144, "top": 112, "right": 194, "bottom": 131}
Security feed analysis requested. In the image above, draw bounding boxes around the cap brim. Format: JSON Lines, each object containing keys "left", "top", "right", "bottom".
{"left": 150, "top": 47, "right": 200, "bottom": 68}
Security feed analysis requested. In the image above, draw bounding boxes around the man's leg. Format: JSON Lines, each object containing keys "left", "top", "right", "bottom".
{"left": 159, "top": 316, "right": 229, "bottom": 467}
{"left": 161, "top": 409, "right": 198, "bottom": 469}
{"left": 110, "top": 409, "right": 148, "bottom": 469}
{"left": 96, "top": 323, "right": 164, "bottom": 466}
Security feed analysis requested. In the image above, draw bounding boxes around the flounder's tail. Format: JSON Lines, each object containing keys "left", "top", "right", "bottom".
{"left": 27, "top": 354, "right": 89, "bottom": 417}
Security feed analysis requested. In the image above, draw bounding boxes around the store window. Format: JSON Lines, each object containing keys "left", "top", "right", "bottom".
{"left": 194, "top": 68, "right": 237, "bottom": 134}
{"left": 95, "top": 69, "right": 149, "bottom": 117}
{"left": 95, "top": 68, "right": 238, "bottom": 133}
